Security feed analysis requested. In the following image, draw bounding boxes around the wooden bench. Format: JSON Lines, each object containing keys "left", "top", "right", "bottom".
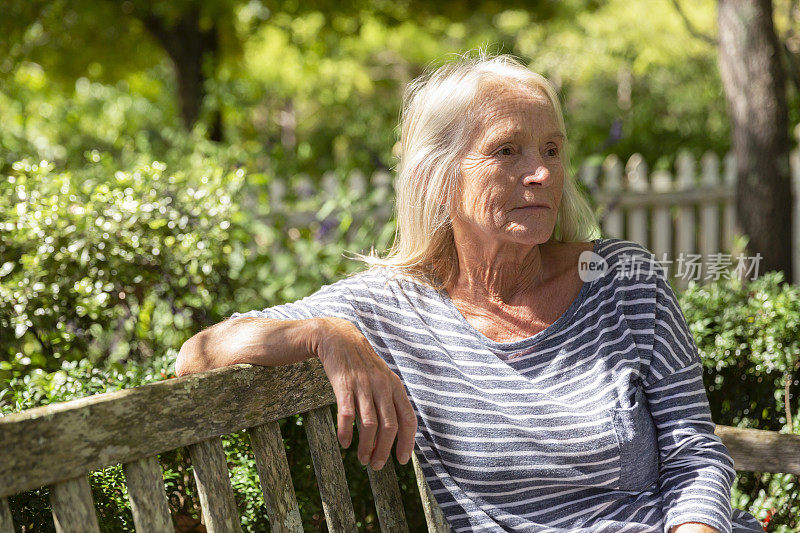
{"left": 1, "top": 358, "right": 799, "bottom": 532}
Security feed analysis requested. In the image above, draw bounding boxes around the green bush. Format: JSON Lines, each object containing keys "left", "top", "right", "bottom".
{"left": 680, "top": 270, "right": 800, "bottom": 531}
{"left": 0, "top": 148, "right": 395, "bottom": 382}
{"left": 0, "top": 155, "right": 247, "bottom": 378}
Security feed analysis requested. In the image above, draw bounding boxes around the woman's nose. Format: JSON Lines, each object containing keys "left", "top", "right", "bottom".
{"left": 521, "top": 153, "right": 549, "bottom": 185}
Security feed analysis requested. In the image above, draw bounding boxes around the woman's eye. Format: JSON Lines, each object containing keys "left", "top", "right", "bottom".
{"left": 497, "top": 147, "right": 514, "bottom": 156}
{"left": 545, "top": 146, "right": 559, "bottom": 157}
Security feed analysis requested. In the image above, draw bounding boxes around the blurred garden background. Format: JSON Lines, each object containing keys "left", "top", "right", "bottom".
{"left": 1, "top": 0, "right": 800, "bottom": 531}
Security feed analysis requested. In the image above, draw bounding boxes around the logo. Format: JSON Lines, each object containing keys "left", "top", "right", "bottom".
{"left": 578, "top": 251, "right": 608, "bottom": 282}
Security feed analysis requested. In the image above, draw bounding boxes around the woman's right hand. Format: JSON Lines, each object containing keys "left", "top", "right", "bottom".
{"left": 309, "top": 316, "right": 417, "bottom": 470}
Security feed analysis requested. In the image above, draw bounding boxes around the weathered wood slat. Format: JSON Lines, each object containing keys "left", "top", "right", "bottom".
{"left": 49, "top": 476, "right": 100, "bottom": 533}
{"left": 248, "top": 421, "right": 303, "bottom": 533}
{"left": 650, "top": 170, "right": 673, "bottom": 276}
{"left": 412, "top": 453, "right": 450, "bottom": 533}
{"left": 601, "top": 155, "right": 624, "bottom": 238}
{"left": 699, "top": 153, "right": 721, "bottom": 263}
{"left": 674, "top": 152, "right": 696, "bottom": 290}
{"left": 122, "top": 455, "right": 172, "bottom": 532}
{"left": 715, "top": 425, "right": 800, "bottom": 475}
{"left": 366, "top": 457, "right": 409, "bottom": 533}
{"left": 0, "top": 498, "right": 13, "bottom": 533}
{"left": 303, "top": 407, "right": 358, "bottom": 532}
{"left": 626, "top": 154, "right": 649, "bottom": 249}
{"left": 790, "top": 138, "right": 800, "bottom": 285}
{"left": 0, "top": 359, "right": 335, "bottom": 498}
{"left": 188, "top": 437, "right": 242, "bottom": 533}
{"left": 721, "top": 152, "right": 738, "bottom": 252}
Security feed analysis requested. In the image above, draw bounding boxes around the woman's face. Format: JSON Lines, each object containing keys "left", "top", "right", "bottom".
{"left": 451, "top": 81, "right": 565, "bottom": 253}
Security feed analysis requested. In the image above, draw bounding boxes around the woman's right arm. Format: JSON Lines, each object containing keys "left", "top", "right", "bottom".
{"left": 175, "top": 316, "right": 322, "bottom": 375}
{"left": 175, "top": 316, "right": 417, "bottom": 470}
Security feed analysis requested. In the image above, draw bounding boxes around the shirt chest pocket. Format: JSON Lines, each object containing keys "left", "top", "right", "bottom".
{"left": 610, "top": 385, "right": 660, "bottom": 492}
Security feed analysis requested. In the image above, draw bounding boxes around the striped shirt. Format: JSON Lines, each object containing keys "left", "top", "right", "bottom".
{"left": 230, "top": 238, "right": 762, "bottom": 532}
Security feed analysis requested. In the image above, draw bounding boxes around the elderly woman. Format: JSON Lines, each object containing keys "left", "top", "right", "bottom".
{"left": 177, "top": 55, "right": 763, "bottom": 532}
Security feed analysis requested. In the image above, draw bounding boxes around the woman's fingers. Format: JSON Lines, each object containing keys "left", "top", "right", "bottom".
{"left": 393, "top": 383, "right": 417, "bottom": 465}
{"left": 355, "top": 391, "right": 378, "bottom": 465}
{"left": 369, "top": 386, "right": 399, "bottom": 469}
{"left": 334, "top": 386, "right": 356, "bottom": 449}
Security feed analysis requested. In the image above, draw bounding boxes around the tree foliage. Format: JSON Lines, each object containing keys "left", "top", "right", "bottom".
{"left": 5, "top": 0, "right": 786, "bottom": 171}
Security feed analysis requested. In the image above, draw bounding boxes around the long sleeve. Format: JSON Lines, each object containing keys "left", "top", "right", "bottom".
{"left": 643, "top": 268, "right": 736, "bottom": 533}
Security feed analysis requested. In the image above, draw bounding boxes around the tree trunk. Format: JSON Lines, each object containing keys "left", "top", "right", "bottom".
{"left": 142, "top": 8, "right": 221, "bottom": 139}
{"left": 717, "top": 0, "right": 793, "bottom": 282}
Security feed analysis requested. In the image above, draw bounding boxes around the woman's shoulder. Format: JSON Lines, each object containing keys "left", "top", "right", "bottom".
{"left": 593, "top": 238, "right": 660, "bottom": 280}
{"left": 546, "top": 238, "right": 657, "bottom": 285}
{"left": 581, "top": 239, "right": 664, "bottom": 327}
{"left": 334, "top": 266, "right": 431, "bottom": 298}
{"left": 551, "top": 237, "right": 664, "bottom": 301}
{"left": 595, "top": 237, "right": 655, "bottom": 260}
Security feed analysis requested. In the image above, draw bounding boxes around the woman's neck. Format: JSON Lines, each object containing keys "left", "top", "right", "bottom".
{"left": 447, "top": 239, "right": 556, "bottom": 306}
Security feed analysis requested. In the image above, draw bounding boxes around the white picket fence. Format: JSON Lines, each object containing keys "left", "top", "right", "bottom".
{"left": 264, "top": 147, "right": 800, "bottom": 287}
{"left": 579, "top": 147, "right": 800, "bottom": 288}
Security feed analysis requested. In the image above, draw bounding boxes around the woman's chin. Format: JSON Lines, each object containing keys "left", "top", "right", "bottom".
{"left": 500, "top": 227, "right": 555, "bottom": 247}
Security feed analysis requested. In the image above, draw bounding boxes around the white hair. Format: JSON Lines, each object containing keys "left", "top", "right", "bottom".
{"left": 353, "top": 52, "right": 600, "bottom": 289}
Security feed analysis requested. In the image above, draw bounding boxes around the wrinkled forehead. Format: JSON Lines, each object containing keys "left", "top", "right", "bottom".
{"left": 467, "top": 78, "right": 559, "bottom": 141}
{"left": 475, "top": 77, "right": 550, "bottom": 106}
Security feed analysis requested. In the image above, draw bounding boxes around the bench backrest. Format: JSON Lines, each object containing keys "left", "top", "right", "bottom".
{"left": 0, "top": 360, "right": 450, "bottom": 532}
{"left": 1, "top": 359, "right": 799, "bottom": 532}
